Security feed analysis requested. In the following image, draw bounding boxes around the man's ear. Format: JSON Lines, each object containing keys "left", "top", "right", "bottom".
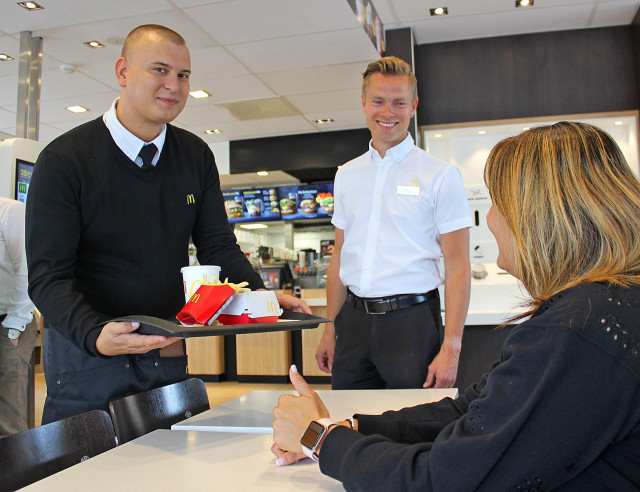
{"left": 115, "top": 57, "right": 127, "bottom": 88}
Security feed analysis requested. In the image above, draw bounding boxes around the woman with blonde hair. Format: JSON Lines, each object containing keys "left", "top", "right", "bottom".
{"left": 272, "top": 121, "right": 640, "bottom": 491}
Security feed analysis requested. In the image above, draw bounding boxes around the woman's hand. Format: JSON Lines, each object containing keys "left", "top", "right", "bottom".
{"left": 272, "top": 365, "right": 330, "bottom": 465}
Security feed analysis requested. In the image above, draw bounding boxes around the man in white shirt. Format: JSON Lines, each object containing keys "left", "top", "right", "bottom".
{"left": 0, "top": 197, "right": 35, "bottom": 436}
{"left": 315, "top": 57, "right": 471, "bottom": 389}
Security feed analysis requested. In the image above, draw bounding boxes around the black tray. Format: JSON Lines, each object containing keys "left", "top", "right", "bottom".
{"left": 106, "top": 311, "right": 331, "bottom": 337}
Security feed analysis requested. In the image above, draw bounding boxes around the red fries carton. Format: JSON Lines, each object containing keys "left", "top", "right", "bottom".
{"left": 216, "top": 291, "right": 283, "bottom": 325}
{"left": 176, "top": 284, "right": 235, "bottom": 326}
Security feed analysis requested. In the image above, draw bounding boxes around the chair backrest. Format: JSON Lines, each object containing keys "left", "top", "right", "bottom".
{"left": 108, "top": 378, "right": 210, "bottom": 444}
{"left": 0, "top": 409, "right": 116, "bottom": 492}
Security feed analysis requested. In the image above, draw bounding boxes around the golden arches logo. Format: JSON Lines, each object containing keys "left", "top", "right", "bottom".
{"left": 409, "top": 179, "right": 418, "bottom": 187}
{"left": 266, "top": 301, "right": 279, "bottom": 314}
{"left": 186, "top": 194, "right": 195, "bottom": 204}
{"left": 189, "top": 293, "right": 200, "bottom": 304}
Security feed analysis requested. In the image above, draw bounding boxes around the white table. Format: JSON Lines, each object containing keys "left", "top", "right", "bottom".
{"left": 22, "top": 430, "right": 342, "bottom": 491}
{"left": 172, "top": 388, "right": 458, "bottom": 433}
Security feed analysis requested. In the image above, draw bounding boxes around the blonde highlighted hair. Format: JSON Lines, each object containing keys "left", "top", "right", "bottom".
{"left": 484, "top": 121, "right": 640, "bottom": 314}
{"left": 362, "top": 56, "right": 418, "bottom": 102}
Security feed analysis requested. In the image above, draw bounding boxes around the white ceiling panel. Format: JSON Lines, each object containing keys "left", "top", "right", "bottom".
{"left": 0, "top": 107, "right": 15, "bottom": 129}
{"left": 38, "top": 92, "right": 118, "bottom": 125}
{"left": 228, "top": 29, "right": 378, "bottom": 73}
{"left": 190, "top": 74, "right": 276, "bottom": 104}
{"left": 184, "top": 0, "right": 360, "bottom": 45}
{"left": 259, "top": 62, "right": 365, "bottom": 96}
{"left": 39, "top": 69, "right": 113, "bottom": 101}
{"left": 1, "top": 0, "right": 175, "bottom": 34}
{"left": 0, "top": 75, "right": 18, "bottom": 107}
{"left": 591, "top": 0, "right": 640, "bottom": 24}
{"left": 188, "top": 47, "right": 250, "bottom": 82}
{"left": 304, "top": 109, "right": 367, "bottom": 132}
{"left": 175, "top": 101, "right": 238, "bottom": 127}
{"left": 287, "top": 88, "right": 362, "bottom": 114}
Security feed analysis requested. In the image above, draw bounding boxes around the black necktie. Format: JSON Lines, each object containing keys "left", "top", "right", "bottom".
{"left": 138, "top": 143, "right": 157, "bottom": 171}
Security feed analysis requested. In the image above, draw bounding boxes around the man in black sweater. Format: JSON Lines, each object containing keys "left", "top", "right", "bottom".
{"left": 26, "top": 24, "right": 309, "bottom": 424}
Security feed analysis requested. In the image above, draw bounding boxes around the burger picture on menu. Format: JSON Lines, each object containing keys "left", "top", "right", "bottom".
{"left": 300, "top": 198, "right": 318, "bottom": 214}
{"left": 224, "top": 199, "right": 243, "bottom": 218}
{"left": 316, "top": 192, "right": 334, "bottom": 213}
{"left": 280, "top": 194, "right": 297, "bottom": 215}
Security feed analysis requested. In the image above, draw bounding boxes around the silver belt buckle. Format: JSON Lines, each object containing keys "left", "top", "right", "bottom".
{"left": 365, "top": 298, "right": 388, "bottom": 315}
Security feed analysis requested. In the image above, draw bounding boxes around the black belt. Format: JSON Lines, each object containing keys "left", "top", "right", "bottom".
{"left": 346, "top": 289, "right": 437, "bottom": 315}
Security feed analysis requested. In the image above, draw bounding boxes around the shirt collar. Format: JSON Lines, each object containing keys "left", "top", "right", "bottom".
{"left": 369, "top": 133, "right": 414, "bottom": 164}
{"left": 103, "top": 98, "right": 166, "bottom": 164}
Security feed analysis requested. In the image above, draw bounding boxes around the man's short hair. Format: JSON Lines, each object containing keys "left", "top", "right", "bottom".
{"left": 362, "top": 56, "right": 418, "bottom": 101}
{"left": 121, "top": 24, "right": 186, "bottom": 58}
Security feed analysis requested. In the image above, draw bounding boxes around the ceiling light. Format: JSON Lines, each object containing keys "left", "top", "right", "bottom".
{"left": 204, "top": 129, "right": 221, "bottom": 134}
{"left": 429, "top": 7, "right": 448, "bottom": 16}
{"left": 257, "top": 171, "right": 269, "bottom": 176}
{"left": 18, "top": 1, "right": 43, "bottom": 10}
{"left": 0, "top": 54, "right": 13, "bottom": 61}
{"left": 189, "top": 90, "right": 210, "bottom": 99}
{"left": 240, "top": 223, "right": 268, "bottom": 229}
{"left": 314, "top": 118, "right": 334, "bottom": 124}
{"left": 66, "top": 105, "right": 88, "bottom": 113}
{"left": 516, "top": 0, "right": 533, "bottom": 7}
{"left": 478, "top": 130, "right": 487, "bottom": 135}
{"left": 522, "top": 127, "right": 530, "bottom": 131}
{"left": 614, "top": 121, "right": 624, "bottom": 126}
{"left": 434, "top": 133, "right": 442, "bottom": 138}
{"left": 83, "top": 41, "right": 105, "bottom": 49}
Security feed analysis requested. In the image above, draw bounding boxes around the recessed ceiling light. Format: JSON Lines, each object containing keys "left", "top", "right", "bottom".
{"left": 18, "top": 1, "right": 44, "bottom": 10}
{"left": 434, "top": 133, "right": 443, "bottom": 138}
{"left": 240, "top": 223, "right": 268, "bottom": 229}
{"left": 516, "top": 0, "right": 533, "bottom": 7}
{"left": 614, "top": 121, "right": 624, "bottom": 126}
{"left": 522, "top": 127, "right": 530, "bottom": 131}
{"left": 429, "top": 7, "right": 448, "bottom": 16}
{"left": 478, "top": 130, "right": 487, "bottom": 135}
{"left": 0, "top": 54, "right": 13, "bottom": 61}
{"left": 314, "top": 118, "right": 334, "bottom": 124}
{"left": 66, "top": 105, "right": 88, "bottom": 113}
{"left": 83, "top": 41, "right": 105, "bottom": 49}
{"left": 189, "top": 90, "right": 210, "bottom": 99}
{"left": 257, "top": 171, "right": 269, "bottom": 176}
{"left": 204, "top": 129, "right": 221, "bottom": 134}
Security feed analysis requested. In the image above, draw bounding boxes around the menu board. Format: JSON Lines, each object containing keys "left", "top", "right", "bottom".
{"left": 278, "top": 184, "right": 334, "bottom": 220}
{"left": 15, "top": 159, "right": 34, "bottom": 205}
{"left": 223, "top": 187, "right": 281, "bottom": 223}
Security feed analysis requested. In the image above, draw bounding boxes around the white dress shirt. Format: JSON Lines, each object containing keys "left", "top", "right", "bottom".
{"left": 332, "top": 134, "right": 472, "bottom": 298}
{"left": 0, "top": 198, "right": 34, "bottom": 330}
{"left": 103, "top": 98, "right": 166, "bottom": 167}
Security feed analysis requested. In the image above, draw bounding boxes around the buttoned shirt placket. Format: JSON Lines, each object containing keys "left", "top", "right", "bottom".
{"left": 358, "top": 152, "right": 394, "bottom": 297}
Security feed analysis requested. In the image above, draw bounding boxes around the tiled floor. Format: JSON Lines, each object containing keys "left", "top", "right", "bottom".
{"left": 34, "top": 370, "right": 330, "bottom": 427}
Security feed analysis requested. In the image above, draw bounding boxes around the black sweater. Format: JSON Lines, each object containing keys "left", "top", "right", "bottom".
{"left": 319, "top": 282, "right": 640, "bottom": 491}
{"left": 26, "top": 118, "right": 263, "bottom": 356}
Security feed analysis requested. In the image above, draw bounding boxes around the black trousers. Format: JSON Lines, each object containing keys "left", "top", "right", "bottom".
{"left": 331, "top": 291, "right": 443, "bottom": 389}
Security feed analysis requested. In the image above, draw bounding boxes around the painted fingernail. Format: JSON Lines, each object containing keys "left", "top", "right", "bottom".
{"left": 290, "top": 364, "right": 298, "bottom": 374}
{"left": 275, "top": 457, "right": 287, "bottom": 466}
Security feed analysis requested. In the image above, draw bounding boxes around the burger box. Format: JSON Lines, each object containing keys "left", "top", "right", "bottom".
{"left": 215, "top": 290, "right": 283, "bottom": 325}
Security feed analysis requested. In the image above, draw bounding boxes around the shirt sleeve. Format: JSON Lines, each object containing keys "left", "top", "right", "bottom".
{"left": 189, "top": 146, "right": 265, "bottom": 291}
{"left": 433, "top": 166, "right": 472, "bottom": 235}
{"left": 2, "top": 202, "right": 34, "bottom": 330}
{"left": 318, "top": 321, "right": 638, "bottom": 491}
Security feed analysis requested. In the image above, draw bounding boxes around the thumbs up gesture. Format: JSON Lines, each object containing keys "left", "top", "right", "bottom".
{"left": 272, "top": 365, "right": 330, "bottom": 465}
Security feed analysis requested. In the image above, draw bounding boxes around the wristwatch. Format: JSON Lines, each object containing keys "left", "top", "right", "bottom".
{"left": 300, "top": 418, "right": 335, "bottom": 462}
{"left": 5, "top": 328, "right": 21, "bottom": 340}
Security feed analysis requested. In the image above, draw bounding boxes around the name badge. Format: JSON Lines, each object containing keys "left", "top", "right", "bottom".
{"left": 396, "top": 185, "right": 420, "bottom": 196}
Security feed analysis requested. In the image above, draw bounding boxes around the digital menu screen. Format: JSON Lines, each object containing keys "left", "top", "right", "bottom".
{"left": 15, "top": 159, "right": 34, "bottom": 205}
{"left": 278, "top": 183, "right": 334, "bottom": 220}
{"left": 223, "top": 187, "right": 281, "bottom": 223}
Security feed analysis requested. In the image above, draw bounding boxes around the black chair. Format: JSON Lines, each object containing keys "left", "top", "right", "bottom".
{"left": 108, "top": 378, "right": 210, "bottom": 444}
{"left": 0, "top": 409, "right": 116, "bottom": 492}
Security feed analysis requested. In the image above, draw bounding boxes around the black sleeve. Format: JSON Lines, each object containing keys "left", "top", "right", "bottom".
{"left": 25, "top": 148, "right": 109, "bottom": 356}
{"left": 190, "top": 146, "right": 265, "bottom": 291}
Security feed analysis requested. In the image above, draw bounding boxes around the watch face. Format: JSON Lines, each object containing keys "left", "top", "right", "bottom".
{"left": 300, "top": 420, "right": 325, "bottom": 449}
